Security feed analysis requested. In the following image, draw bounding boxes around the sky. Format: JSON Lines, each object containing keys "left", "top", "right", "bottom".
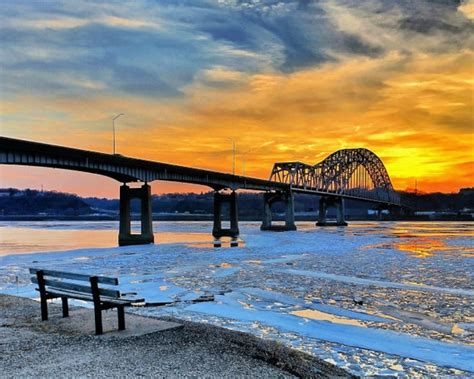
{"left": 0, "top": 0, "right": 473, "bottom": 197}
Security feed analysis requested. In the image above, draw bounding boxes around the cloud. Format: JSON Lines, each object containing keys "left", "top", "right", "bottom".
{"left": 0, "top": 1, "right": 275, "bottom": 99}
{"left": 195, "top": 66, "right": 247, "bottom": 88}
{"left": 459, "top": 0, "right": 474, "bottom": 19}
{"left": 322, "top": 0, "right": 474, "bottom": 56}
{"left": 2, "top": 0, "right": 471, "bottom": 100}
{"left": 0, "top": 0, "right": 472, "bottom": 195}
{"left": 7, "top": 48, "right": 468, "bottom": 192}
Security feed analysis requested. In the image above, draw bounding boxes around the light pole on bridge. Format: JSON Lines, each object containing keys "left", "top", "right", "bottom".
{"left": 112, "top": 113, "right": 124, "bottom": 155}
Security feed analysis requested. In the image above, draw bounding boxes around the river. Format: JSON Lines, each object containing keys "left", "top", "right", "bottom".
{"left": 1, "top": 221, "right": 473, "bottom": 376}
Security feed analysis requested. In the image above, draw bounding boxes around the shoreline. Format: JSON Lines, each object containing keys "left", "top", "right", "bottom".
{"left": 1, "top": 215, "right": 472, "bottom": 222}
{"left": 0, "top": 294, "right": 353, "bottom": 378}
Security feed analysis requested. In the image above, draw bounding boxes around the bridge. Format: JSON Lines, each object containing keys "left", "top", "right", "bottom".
{"left": 0, "top": 137, "right": 401, "bottom": 245}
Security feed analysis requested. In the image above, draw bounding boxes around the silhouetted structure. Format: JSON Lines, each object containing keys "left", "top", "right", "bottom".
{"left": 270, "top": 148, "right": 399, "bottom": 227}
{"left": 0, "top": 137, "right": 401, "bottom": 245}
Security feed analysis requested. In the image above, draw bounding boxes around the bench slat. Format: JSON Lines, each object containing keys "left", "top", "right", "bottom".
{"left": 39, "top": 288, "right": 141, "bottom": 305}
{"left": 31, "top": 277, "right": 120, "bottom": 298}
{"left": 29, "top": 268, "right": 118, "bottom": 285}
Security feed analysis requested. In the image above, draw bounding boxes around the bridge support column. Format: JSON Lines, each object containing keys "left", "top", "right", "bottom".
{"left": 316, "top": 196, "right": 347, "bottom": 227}
{"left": 388, "top": 205, "right": 402, "bottom": 220}
{"left": 376, "top": 208, "right": 383, "bottom": 221}
{"left": 261, "top": 193, "right": 272, "bottom": 230}
{"left": 118, "top": 184, "right": 154, "bottom": 246}
{"left": 260, "top": 191, "right": 297, "bottom": 231}
{"left": 212, "top": 191, "right": 239, "bottom": 239}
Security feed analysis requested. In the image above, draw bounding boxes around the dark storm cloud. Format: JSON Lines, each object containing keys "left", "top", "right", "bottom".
{"left": 0, "top": 0, "right": 471, "bottom": 100}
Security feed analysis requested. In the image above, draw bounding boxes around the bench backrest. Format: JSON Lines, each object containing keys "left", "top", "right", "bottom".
{"left": 29, "top": 268, "right": 120, "bottom": 298}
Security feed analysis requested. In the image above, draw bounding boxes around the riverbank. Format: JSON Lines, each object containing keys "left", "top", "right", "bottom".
{"left": 0, "top": 294, "right": 351, "bottom": 378}
{"left": 1, "top": 214, "right": 472, "bottom": 222}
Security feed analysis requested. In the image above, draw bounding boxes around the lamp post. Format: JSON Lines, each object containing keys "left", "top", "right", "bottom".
{"left": 112, "top": 113, "right": 124, "bottom": 155}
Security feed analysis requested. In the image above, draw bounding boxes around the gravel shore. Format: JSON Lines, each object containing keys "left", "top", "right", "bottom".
{"left": 0, "top": 294, "right": 352, "bottom": 378}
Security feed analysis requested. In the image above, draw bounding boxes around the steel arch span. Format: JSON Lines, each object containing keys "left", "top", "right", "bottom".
{"left": 270, "top": 148, "right": 400, "bottom": 205}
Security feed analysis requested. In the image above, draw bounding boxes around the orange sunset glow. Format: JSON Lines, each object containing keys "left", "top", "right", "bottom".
{"left": 0, "top": 1, "right": 473, "bottom": 197}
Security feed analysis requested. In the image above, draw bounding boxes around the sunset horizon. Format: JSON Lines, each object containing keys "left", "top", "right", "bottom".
{"left": 1, "top": 1, "right": 472, "bottom": 197}
{"left": 0, "top": 135, "right": 471, "bottom": 199}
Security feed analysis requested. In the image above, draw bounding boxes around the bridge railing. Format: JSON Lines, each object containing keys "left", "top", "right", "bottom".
{"left": 269, "top": 149, "right": 401, "bottom": 206}
{"left": 289, "top": 184, "right": 401, "bottom": 206}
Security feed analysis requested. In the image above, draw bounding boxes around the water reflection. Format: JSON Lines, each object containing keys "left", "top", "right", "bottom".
{"left": 369, "top": 240, "right": 474, "bottom": 258}
{"left": 394, "top": 238, "right": 450, "bottom": 258}
{"left": 291, "top": 309, "right": 367, "bottom": 327}
{"left": 1, "top": 221, "right": 471, "bottom": 257}
{"left": 0, "top": 228, "right": 117, "bottom": 255}
{"left": 362, "top": 222, "right": 474, "bottom": 258}
{"left": 0, "top": 222, "right": 217, "bottom": 255}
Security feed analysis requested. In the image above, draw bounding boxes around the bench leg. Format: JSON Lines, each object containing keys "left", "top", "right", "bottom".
{"left": 90, "top": 276, "right": 103, "bottom": 335}
{"left": 94, "top": 305, "right": 103, "bottom": 335}
{"left": 40, "top": 293, "right": 48, "bottom": 321}
{"left": 37, "top": 270, "right": 48, "bottom": 321}
{"left": 61, "top": 297, "right": 69, "bottom": 317}
{"left": 117, "top": 305, "right": 125, "bottom": 331}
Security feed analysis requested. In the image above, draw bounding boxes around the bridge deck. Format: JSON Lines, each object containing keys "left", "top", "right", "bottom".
{"left": 0, "top": 136, "right": 287, "bottom": 192}
{"left": 0, "top": 136, "right": 400, "bottom": 206}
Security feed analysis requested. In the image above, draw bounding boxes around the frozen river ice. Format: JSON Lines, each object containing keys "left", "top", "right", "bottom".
{"left": 0, "top": 221, "right": 473, "bottom": 376}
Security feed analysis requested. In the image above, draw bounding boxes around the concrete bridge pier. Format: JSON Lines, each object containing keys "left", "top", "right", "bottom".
{"left": 375, "top": 205, "right": 401, "bottom": 221}
{"left": 118, "top": 183, "right": 155, "bottom": 246}
{"left": 316, "top": 196, "right": 348, "bottom": 226}
{"left": 388, "top": 205, "right": 402, "bottom": 220}
{"left": 212, "top": 191, "right": 239, "bottom": 239}
{"left": 260, "top": 191, "right": 297, "bottom": 231}
{"left": 376, "top": 208, "right": 383, "bottom": 221}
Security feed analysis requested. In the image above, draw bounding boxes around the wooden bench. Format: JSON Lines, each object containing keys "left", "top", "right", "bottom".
{"left": 29, "top": 268, "right": 143, "bottom": 335}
